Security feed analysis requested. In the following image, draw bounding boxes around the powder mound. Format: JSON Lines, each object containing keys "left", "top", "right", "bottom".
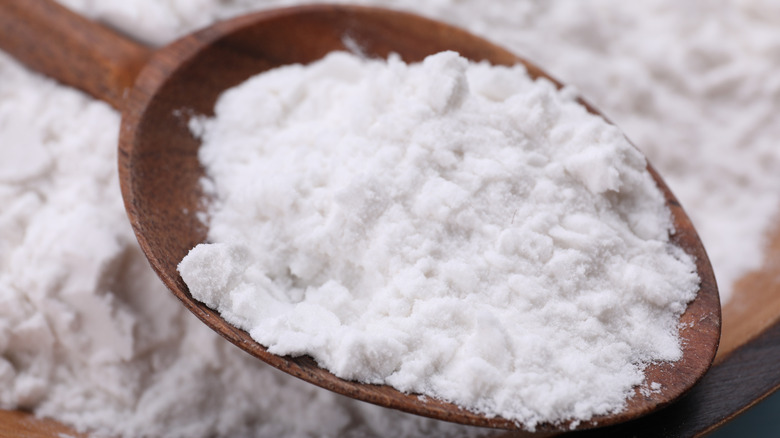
{"left": 178, "top": 51, "right": 699, "bottom": 429}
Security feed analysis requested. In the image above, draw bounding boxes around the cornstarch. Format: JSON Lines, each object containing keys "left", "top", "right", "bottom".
{"left": 178, "top": 51, "right": 699, "bottom": 428}
{"left": 2, "top": 0, "right": 778, "bottom": 437}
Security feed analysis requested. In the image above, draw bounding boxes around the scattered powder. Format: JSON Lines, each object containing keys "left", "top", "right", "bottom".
{"left": 178, "top": 51, "right": 699, "bottom": 428}
{"left": 1, "top": 0, "right": 779, "bottom": 437}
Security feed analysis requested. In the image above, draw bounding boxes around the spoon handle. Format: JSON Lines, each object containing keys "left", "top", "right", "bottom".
{"left": 0, "top": 0, "right": 150, "bottom": 109}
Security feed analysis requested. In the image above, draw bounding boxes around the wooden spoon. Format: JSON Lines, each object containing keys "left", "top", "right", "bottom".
{"left": 0, "top": 0, "right": 720, "bottom": 432}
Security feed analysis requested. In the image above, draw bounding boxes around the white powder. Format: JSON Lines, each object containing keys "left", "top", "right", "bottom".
{"left": 0, "top": 49, "right": 477, "bottom": 438}
{"left": 178, "top": 51, "right": 699, "bottom": 428}
{"left": 1, "top": 0, "right": 778, "bottom": 437}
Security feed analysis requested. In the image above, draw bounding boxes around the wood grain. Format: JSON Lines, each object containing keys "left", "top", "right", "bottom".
{"left": 718, "top": 223, "right": 780, "bottom": 361}
{"left": 0, "top": 0, "right": 149, "bottom": 109}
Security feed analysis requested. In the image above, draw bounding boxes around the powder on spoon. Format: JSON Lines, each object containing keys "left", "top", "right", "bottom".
{"left": 178, "top": 51, "right": 699, "bottom": 429}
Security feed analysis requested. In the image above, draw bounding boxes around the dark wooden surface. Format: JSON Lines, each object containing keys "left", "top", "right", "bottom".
{"left": 1, "top": 0, "right": 774, "bottom": 436}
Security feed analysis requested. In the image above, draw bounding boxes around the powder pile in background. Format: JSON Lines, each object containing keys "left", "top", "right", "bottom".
{"left": 1, "top": 0, "right": 778, "bottom": 437}
{"left": 178, "top": 51, "right": 698, "bottom": 428}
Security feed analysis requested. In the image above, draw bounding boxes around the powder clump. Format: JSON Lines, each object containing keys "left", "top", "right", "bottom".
{"left": 178, "top": 51, "right": 700, "bottom": 428}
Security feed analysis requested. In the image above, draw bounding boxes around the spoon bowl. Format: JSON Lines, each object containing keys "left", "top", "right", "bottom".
{"left": 0, "top": 2, "right": 720, "bottom": 432}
